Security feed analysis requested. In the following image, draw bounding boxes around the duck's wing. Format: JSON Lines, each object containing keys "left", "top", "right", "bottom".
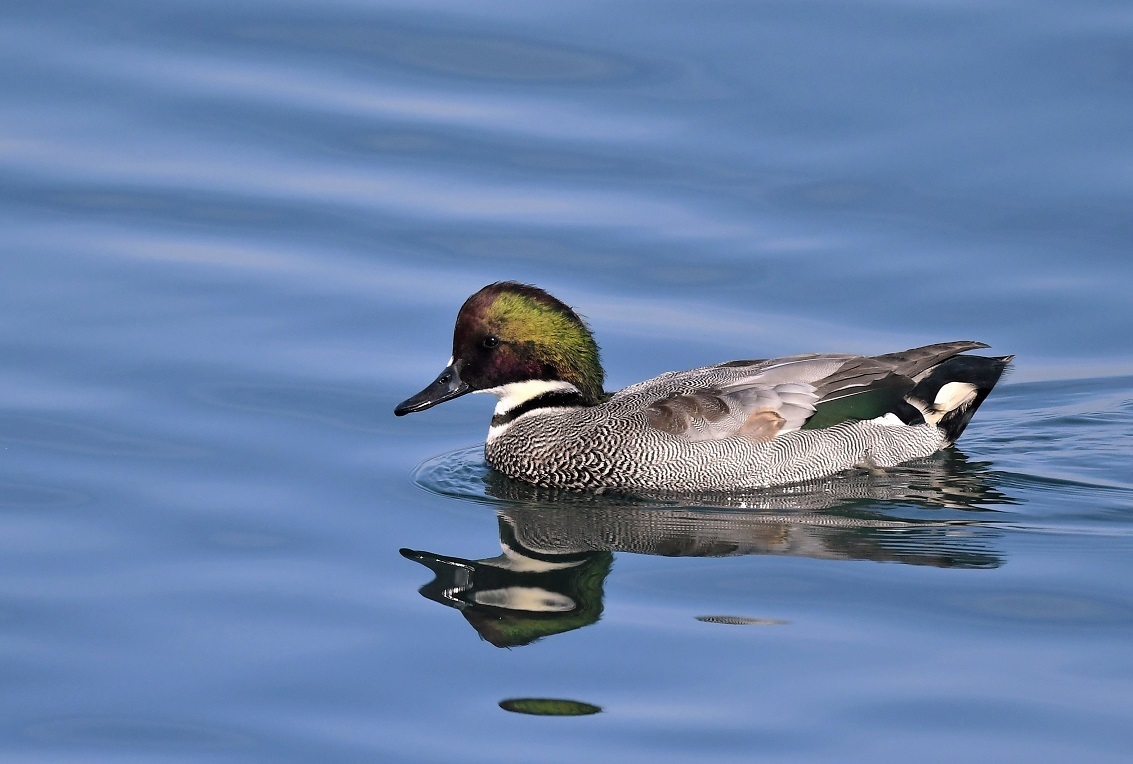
{"left": 640, "top": 355, "right": 846, "bottom": 443}
{"left": 642, "top": 379, "right": 821, "bottom": 442}
{"left": 639, "top": 342, "right": 991, "bottom": 443}
{"left": 870, "top": 341, "right": 989, "bottom": 379}
{"left": 802, "top": 342, "right": 991, "bottom": 430}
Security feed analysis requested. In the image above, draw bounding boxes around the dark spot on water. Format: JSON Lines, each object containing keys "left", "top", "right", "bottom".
{"left": 499, "top": 698, "right": 602, "bottom": 716}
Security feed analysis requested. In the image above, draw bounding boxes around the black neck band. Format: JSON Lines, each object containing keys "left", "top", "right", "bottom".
{"left": 491, "top": 389, "right": 587, "bottom": 426}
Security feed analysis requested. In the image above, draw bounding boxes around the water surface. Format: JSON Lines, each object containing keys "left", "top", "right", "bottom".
{"left": 2, "top": 1, "right": 1133, "bottom": 762}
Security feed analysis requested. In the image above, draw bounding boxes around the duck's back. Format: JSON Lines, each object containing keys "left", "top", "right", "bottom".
{"left": 485, "top": 342, "right": 1010, "bottom": 492}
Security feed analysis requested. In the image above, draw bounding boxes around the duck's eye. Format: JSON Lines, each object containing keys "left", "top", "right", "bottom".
{"left": 482, "top": 335, "right": 500, "bottom": 349}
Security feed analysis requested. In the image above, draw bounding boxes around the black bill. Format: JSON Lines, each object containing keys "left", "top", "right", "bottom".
{"left": 394, "top": 363, "right": 471, "bottom": 415}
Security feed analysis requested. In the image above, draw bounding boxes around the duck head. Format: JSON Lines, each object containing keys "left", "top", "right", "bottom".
{"left": 394, "top": 282, "right": 604, "bottom": 416}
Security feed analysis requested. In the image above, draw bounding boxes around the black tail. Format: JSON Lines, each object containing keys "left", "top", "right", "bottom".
{"left": 907, "top": 354, "right": 1012, "bottom": 443}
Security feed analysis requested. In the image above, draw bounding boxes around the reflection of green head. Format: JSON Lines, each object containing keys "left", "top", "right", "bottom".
{"left": 462, "top": 551, "right": 613, "bottom": 648}
{"left": 454, "top": 282, "right": 605, "bottom": 404}
{"left": 401, "top": 542, "right": 613, "bottom": 649}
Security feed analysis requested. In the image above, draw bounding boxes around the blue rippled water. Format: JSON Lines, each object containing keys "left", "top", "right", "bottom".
{"left": 2, "top": 1, "right": 1132, "bottom": 762}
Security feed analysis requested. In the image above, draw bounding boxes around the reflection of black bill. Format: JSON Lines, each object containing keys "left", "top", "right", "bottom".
{"left": 394, "top": 363, "right": 470, "bottom": 415}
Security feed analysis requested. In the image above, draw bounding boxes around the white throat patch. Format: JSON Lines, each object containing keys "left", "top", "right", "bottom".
{"left": 480, "top": 379, "right": 581, "bottom": 440}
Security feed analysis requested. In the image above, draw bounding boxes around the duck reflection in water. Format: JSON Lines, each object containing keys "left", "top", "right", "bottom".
{"left": 402, "top": 449, "right": 1014, "bottom": 648}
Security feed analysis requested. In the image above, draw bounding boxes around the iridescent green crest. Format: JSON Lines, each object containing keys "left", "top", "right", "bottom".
{"left": 461, "top": 282, "right": 605, "bottom": 403}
